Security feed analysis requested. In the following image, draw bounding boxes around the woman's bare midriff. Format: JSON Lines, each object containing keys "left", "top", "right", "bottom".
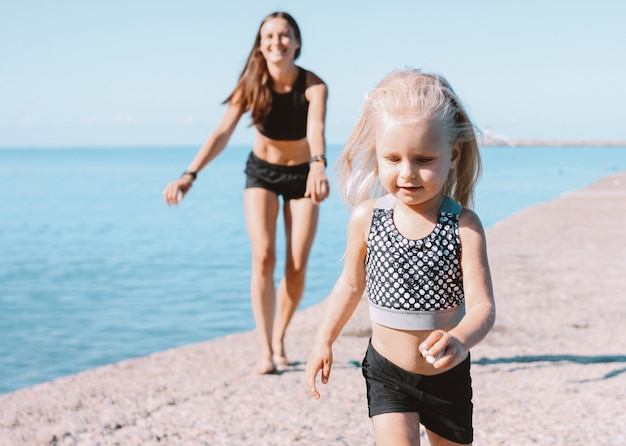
{"left": 252, "top": 132, "right": 310, "bottom": 165}
{"left": 371, "top": 323, "right": 455, "bottom": 376}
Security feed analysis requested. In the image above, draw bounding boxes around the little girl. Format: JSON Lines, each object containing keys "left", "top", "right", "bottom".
{"left": 305, "top": 69, "right": 495, "bottom": 445}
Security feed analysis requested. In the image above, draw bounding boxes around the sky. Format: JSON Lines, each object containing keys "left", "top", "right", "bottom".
{"left": 1, "top": 0, "right": 625, "bottom": 148}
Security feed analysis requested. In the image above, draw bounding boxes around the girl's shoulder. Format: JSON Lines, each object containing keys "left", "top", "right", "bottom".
{"left": 348, "top": 198, "right": 378, "bottom": 243}
{"left": 458, "top": 207, "right": 486, "bottom": 237}
{"left": 353, "top": 197, "right": 378, "bottom": 214}
{"left": 350, "top": 198, "right": 378, "bottom": 224}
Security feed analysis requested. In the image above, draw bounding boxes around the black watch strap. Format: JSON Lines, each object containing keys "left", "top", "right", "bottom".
{"left": 181, "top": 171, "right": 197, "bottom": 181}
{"left": 308, "top": 154, "right": 327, "bottom": 167}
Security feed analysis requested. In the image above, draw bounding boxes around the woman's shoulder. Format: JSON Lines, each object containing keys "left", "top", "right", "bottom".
{"left": 299, "top": 66, "right": 326, "bottom": 88}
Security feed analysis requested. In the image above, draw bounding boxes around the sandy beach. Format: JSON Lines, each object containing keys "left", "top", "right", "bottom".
{"left": 1, "top": 172, "right": 625, "bottom": 446}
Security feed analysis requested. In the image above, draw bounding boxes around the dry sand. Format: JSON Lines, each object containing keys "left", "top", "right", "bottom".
{"left": 1, "top": 172, "right": 625, "bottom": 446}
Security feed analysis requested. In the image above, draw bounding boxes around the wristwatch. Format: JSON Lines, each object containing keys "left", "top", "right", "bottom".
{"left": 308, "top": 154, "right": 327, "bottom": 168}
{"left": 181, "top": 171, "right": 197, "bottom": 181}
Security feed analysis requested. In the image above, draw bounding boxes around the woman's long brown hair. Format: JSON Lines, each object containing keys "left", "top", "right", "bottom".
{"left": 223, "top": 12, "right": 302, "bottom": 127}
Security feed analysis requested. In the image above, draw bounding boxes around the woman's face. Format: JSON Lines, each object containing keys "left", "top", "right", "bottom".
{"left": 258, "top": 17, "right": 300, "bottom": 65}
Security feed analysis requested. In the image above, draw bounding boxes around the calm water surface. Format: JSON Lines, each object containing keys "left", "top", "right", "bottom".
{"left": 1, "top": 144, "right": 624, "bottom": 394}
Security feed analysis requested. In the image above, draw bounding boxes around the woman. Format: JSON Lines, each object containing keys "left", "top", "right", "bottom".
{"left": 163, "top": 11, "right": 329, "bottom": 374}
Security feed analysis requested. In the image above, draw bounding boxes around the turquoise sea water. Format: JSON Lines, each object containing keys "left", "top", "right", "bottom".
{"left": 1, "top": 145, "right": 625, "bottom": 395}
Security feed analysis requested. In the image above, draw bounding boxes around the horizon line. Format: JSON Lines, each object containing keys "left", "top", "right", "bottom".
{"left": 2, "top": 138, "right": 626, "bottom": 150}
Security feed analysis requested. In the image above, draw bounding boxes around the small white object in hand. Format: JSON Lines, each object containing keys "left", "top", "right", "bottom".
{"left": 425, "top": 348, "right": 445, "bottom": 364}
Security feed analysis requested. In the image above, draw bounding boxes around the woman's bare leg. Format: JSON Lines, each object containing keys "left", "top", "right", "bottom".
{"left": 272, "top": 197, "right": 319, "bottom": 365}
{"left": 243, "top": 188, "right": 279, "bottom": 374}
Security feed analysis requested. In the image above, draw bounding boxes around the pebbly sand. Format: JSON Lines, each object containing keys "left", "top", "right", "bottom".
{"left": 1, "top": 172, "right": 625, "bottom": 446}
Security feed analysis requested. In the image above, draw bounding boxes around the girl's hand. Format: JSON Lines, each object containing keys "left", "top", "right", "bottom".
{"left": 163, "top": 178, "right": 193, "bottom": 206}
{"left": 419, "top": 330, "right": 466, "bottom": 369}
{"left": 304, "top": 162, "right": 329, "bottom": 205}
{"left": 304, "top": 344, "right": 333, "bottom": 400}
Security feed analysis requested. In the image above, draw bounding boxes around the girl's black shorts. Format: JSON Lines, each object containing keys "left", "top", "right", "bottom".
{"left": 362, "top": 340, "right": 473, "bottom": 444}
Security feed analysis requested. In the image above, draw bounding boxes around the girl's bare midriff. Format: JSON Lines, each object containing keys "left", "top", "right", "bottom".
{"left": 253, "top": 132, "right": 311, "bottom": 165}
{"left": 371, "top": 323, "right": 463, "bottom": 376}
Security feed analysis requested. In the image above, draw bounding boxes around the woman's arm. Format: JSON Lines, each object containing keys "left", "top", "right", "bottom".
{"left": 163, "top": 102, "right": 244, "bottom": 206}
{"left": 186, "top": 102, "right": 245, "bottom": 174}
{"left": 305, "top": 200, "right": 372, "bottom": 399}
{"left": 304, "top": 73, "right": 329, "bottom": 204}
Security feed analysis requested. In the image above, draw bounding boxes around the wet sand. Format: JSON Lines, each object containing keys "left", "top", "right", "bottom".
{"left": 1, "top": 172, "right": 625, "bottom": 445}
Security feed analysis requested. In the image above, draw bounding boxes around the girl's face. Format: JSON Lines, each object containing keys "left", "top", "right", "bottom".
{"left": 258, "top": 17, "right": 300, "bottom": 65}
{"left": 375, "top": 114, "right": 459, "bottom": 207}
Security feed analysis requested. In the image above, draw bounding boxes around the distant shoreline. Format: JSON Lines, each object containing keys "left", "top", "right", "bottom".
{"left": 480, "top": 137, "right": 626, "bottom": 147}
{"left": 2, "top": 140, "right": 626, "bottom": 150}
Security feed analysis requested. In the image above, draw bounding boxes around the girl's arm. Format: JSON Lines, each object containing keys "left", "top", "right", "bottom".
{"left": 163, "top": 102, "right": 244, "bottom": 206}
{"left": 305, "top": 201, "right": 371, "bottom": 399}
{"left": 420, "top": 209, "right": 496, "bottom": 368}
{"left": 304, "top": 74, "right": 329, "bottom": 205}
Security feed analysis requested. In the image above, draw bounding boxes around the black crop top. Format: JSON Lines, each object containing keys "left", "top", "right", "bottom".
{"left": 257, "top": 67, "right": 309, "bottom": 141}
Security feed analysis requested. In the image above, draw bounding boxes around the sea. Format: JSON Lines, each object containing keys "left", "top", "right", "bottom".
{"left": 1, "top": 144, "right": 625, "bottom": 395}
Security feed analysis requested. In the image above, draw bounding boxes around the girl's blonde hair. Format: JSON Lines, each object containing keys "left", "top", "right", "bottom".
{"left": 223, "top": 12, "right": 302, "bottom": 127}
{"left": 336, "top": 68, "right": 482, "bottom": 209}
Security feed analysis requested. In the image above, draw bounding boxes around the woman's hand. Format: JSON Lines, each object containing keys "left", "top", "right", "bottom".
{"left": 163, "top": 178, "right": 193, "bottom": 206}
{"left": 305, "top": 162, "right": 330, "bottom": 205}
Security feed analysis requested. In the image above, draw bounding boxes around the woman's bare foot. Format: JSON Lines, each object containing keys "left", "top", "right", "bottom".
{"left": 273, "top": 355, "right": 290, "bottom": 367}
{"left": 255, "top": 357, "right": 277, "bottom": 375}
{"left": 272, "top": 342, "right": 290, "bottom": 366}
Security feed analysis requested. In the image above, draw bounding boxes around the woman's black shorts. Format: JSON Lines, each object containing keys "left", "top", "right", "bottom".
{"left": 362, "top": 340, "right": 473, "bottom": 444}
{"left": 244, "top": 152, "right": 309, "bottom": 200}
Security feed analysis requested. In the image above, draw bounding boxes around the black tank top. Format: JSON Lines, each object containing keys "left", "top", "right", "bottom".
{"left": 257, "top": 68, "right": 308, "bottom": 141}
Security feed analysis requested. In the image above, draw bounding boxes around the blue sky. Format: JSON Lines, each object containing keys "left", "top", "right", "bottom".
{"left": 1, "top": 0, "right": 625, "bottom": 147}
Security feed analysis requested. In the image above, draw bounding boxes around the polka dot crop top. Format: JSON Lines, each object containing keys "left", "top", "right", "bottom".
{"left": 365, "top": 194, "right": 466, "bottom": 330}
